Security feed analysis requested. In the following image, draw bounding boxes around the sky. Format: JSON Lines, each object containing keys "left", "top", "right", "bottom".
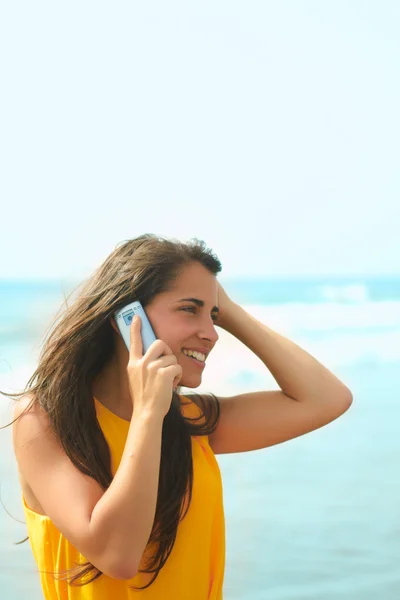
{"left": 1, "top": 1, "right": 399, "bottom": 281}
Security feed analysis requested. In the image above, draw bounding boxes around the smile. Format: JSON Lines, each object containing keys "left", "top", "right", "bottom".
{"left": 181, "top": 351, "right": 206, "bottom": 369}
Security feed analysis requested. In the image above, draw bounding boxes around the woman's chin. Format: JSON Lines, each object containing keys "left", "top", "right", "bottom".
{"left": 179, "top": 373, "right": 202, "bottom": 388}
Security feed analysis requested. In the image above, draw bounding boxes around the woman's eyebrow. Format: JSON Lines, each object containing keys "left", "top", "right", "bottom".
{"left": 175, "top": 297, "right": 219, "bottom": 313}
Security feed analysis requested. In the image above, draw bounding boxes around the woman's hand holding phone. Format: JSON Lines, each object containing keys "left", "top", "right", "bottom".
{"left": 127, "top": 316, "right": 182, "bottom": 419}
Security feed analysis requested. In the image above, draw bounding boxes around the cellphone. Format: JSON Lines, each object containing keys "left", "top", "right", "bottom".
{"left": 114, "top": 301, "right": 157, "bottom": 354}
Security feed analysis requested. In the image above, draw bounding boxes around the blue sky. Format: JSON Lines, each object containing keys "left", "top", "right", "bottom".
{"left": 1, "top": 2, "right": 399, "bottom": 280}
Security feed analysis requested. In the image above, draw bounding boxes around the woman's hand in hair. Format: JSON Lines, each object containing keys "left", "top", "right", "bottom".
{"left": 127, "top": 316, "right": 182, "bottom": 419}
{"left": 214, "top": 280, "right": 237, "bottom": 329}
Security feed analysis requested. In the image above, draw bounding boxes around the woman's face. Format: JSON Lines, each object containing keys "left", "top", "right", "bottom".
{"left": 144, "top": 261, "right": 220, "bottom": 388}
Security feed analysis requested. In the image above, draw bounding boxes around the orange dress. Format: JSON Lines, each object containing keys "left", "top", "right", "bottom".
{"left": 22, "top": 395, "right": 226, "bottom": 599}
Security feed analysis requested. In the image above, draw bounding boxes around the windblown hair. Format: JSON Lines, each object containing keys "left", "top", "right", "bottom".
{"left": 1, "top": 233, "right": 222, "bottom": 590}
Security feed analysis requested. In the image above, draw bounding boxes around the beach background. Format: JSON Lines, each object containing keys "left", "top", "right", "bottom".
{"left": 1, "top": 2, "right": 399, "bottom": 598}
{"left": 1, "top": 276, "right": 399, "bottom": 599}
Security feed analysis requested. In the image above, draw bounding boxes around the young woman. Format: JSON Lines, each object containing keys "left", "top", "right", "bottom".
{"left": 8, "top": 234, "right": 352, "bottom": 599}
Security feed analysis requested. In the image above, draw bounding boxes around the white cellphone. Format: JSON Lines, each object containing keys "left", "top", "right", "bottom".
{"left": 114, "top": 301, "right": 157, "bottom": 354}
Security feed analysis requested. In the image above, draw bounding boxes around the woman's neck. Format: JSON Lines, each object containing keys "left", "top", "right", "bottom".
{"left": 92, "top": 351, "right": 133, "bottom": 421}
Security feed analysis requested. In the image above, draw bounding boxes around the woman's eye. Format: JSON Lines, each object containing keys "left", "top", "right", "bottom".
{"left": 182, "top": 307, "right": 218, "bottom": 322}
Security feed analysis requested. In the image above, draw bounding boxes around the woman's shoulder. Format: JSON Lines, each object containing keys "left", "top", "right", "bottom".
{"left": 12, "top": 394, "right": 49, "bottom": 516}
{"left": 13, "top": 393, "right": 50, "bottom": 431}
{"left": 12, "top": 394, "right": 56, "bottom": 472}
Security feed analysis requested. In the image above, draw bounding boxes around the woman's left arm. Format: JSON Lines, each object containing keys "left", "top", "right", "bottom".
{"left": 207, "top": 282, "right": 353, "bottom": 455}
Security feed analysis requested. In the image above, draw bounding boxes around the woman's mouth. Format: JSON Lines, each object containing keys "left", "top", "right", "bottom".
{"left": 181, "top": 350, "right": 206, "bottom": 369}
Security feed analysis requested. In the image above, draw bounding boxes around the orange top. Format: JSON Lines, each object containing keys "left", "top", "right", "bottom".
{"left": 22, "top": 395, "right": 225, "bottom": 599}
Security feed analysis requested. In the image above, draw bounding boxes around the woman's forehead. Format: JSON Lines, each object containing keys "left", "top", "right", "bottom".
{"left": 156, "top": 265, "right": 218, "bottom": 306}
{"left": 173, "top": 262, "right": 216, "bottom": 286}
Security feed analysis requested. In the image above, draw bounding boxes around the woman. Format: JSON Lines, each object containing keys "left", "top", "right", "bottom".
{"left": 9, "top": 233, "right": 352, "bottom": 599}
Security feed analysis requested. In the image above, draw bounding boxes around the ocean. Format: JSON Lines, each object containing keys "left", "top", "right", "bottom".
{"left": 0, "top": 275, "right": 399, "bottom": 599}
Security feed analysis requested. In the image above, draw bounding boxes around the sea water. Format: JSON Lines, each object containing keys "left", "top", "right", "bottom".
{"left": 0, "top": 276, "right": 399, "bottom": 599}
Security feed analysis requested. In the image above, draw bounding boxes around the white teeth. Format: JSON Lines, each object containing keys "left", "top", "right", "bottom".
{"left": 182, "top": 349, "right": 206, "bottom": 362}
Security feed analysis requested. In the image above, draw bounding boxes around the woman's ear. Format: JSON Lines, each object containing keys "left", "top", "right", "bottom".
{"left": 109, "top": 317, "right": 119, "bottom": 334}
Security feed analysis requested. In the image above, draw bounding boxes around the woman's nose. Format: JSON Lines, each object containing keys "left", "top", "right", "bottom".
{"left": 199, "top": 318, "right": 219, "bottom": 344}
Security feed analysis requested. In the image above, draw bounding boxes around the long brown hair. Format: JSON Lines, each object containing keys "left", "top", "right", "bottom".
{"left": 1, "top": 233, "right": 222, "bottom": 590}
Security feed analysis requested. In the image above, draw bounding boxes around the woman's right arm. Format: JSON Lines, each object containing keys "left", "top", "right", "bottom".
{"left": 14, "top": 318, "right": 182, "bottom": 581}
{"left": 13, "top": 400, "right": 164, "bottom": 580}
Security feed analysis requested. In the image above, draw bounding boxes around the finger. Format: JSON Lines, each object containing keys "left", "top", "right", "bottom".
{"left": 152, "top": 354, "right": 177, "bottom": 368}
{"left": 162, "top": 364, "right": 182, "bottom": 386}
{"left": 129, "top": 315, "right": 144, "bottom": 360}
{"left": 144, "top": 339, "right": 173, "bottom": 361}
{"left": 172, "top": 366, "right": 183, "bottom": 389}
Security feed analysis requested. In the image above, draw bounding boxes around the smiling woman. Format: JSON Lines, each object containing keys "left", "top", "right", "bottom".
{"left": 1, "top": 232, "right": 353, "bottom": 600}
{"left": 1, "top": 234, "right": 225, "bottom": 599}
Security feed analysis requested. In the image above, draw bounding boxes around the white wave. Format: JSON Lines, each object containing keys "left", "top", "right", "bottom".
{"left": 321, "top": 283, "right": 370, "bottom": 303}
{"left": 242, "top": 301, "right": 400, "bottom": 332}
